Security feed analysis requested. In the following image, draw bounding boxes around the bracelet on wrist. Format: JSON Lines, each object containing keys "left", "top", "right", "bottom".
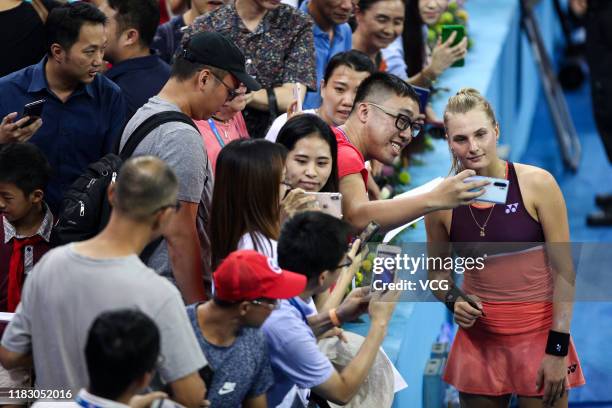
{"left": 329, "top": 308, "right": 341, "bottom": 327}
{"left": 444, "top": 286, "right": 462, "bottom": 313}
{"left": 545, "top": 330, "right": 570, "bottom": 357}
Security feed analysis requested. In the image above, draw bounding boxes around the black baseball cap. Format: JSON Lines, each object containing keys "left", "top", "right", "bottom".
{"left": 181, "top": 32, "right": 261, "bottom": 92}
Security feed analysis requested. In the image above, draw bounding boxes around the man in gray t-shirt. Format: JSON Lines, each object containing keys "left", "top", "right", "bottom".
{"left": 0, "top": 157, "right": 208, "bottom": 407}
{"left": 119, "top": 31, "right": 261, "bottom": 303}
{"left": 120, "top": 95, "right": 214, "bottom": 299}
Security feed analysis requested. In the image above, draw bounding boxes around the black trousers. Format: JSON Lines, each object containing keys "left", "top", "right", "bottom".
{"left": 585, "top": 0, "right": 612, "bottom": 163}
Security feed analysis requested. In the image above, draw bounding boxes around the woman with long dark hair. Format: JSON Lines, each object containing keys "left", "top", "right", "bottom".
{"left": 382, "top": 0, "right": 467, "bottom": 88}
{"left": 211, "top": 140, "right": 283, "bottom": 268}
{"left": 211, "top": 138, "right": 317, "bottom": 268}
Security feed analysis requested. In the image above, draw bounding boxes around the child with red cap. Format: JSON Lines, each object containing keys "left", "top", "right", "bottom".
{"left": 186, "top": 250, "right": 306, "bottom": 407}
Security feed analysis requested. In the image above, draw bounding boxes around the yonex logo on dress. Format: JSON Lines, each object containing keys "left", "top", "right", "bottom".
{"left": 505, "top": 203, "right": 519, "bottom": 214}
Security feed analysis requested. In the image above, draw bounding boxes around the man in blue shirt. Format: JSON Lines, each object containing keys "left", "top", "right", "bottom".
{"left": 300, "top": 0, "right": 354, "bottom": 109}
{"left": 0, "top": 2, "right": 126, "bottom": 213}
{"left": 263, "top": 212, "right": 399, "bottom": 407}
{"left": 101, "top": 0, "right": 171, "bottom": 120}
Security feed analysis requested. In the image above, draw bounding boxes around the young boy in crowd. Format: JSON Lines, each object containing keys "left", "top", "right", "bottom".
{"left": 0, "top": 142, "right": 53, "bottom": 401}
{"left": 187, "top": 250, "right": 306, "bottom": 407}
{"left": 32, "top": 309, "right": 179, "bottom": 408}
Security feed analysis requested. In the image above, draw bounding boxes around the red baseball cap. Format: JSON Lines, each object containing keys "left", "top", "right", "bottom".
{"left": 213, "top": 250, "right": 307, "bottom": 302}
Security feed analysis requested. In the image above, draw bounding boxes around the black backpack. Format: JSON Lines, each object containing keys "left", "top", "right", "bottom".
{"left": 51, "top": 111, "right": 199, "bottom": 252}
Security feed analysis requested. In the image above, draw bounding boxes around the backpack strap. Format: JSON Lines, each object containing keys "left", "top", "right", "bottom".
{"left": 119, "top": 111, "right": 198, "bottom": 160}
{"left": 118, "top": 111, "right": 201, "bottom": 265}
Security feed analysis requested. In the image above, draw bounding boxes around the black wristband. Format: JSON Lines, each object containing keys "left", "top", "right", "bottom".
{"left": 444, "top": 286, "right": 463, "bottom": 313}
{"left": 545, "top": 330, "right": 570, "bottom": 357}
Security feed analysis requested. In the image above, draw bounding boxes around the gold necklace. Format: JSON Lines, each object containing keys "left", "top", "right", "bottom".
{"left": 468, "top": 204, "right": 495, "bottom": 237}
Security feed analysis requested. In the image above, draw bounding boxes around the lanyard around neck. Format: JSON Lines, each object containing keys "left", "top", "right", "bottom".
{"left": 208, "top": 119, "right": 225, "bottom": 148}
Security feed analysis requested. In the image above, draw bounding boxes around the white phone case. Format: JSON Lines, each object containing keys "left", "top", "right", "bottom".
{"left": 293, "top": 83, "right": 302, "bottom": 112}
{"left": 305, "top": 192, "right": 342, "bottom": 218}
{"left": 465, "top": 176, "right": 510, "bottom": 204}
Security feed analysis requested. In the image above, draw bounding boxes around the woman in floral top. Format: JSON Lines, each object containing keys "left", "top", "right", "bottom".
{"left": 184, "top": 0, "right": 317, "bottom": 138}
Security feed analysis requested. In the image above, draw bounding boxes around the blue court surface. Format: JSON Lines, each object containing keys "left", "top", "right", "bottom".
{"left": 521, "top": 82, "right": 612, "bottom": 407}
{"left": 344, "top": 0, "right": 612, "bottom": 405}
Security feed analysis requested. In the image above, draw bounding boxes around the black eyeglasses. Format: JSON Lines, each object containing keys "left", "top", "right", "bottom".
{"left": 210, "top": 71, "right": 240, "bottom": 102}
{"left": 152, "top": 200, "right": 181, "bottom": 214}
{"left": 336, "top": 255, "right": 353, "bottom": 270}
{"left": 367, "top": 103, "right": 422, "bottom": 138}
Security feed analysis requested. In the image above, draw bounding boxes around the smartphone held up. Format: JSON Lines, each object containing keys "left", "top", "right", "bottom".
{"left": 20, "top": 99, "right": 46, "bottom": 128}
{"left": 441, "top": 25, "right": 466, "bottom": 67}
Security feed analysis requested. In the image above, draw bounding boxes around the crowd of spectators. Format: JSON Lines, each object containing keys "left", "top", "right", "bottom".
{"left": 0, "top": 0, "right": 585, "bottom": 407}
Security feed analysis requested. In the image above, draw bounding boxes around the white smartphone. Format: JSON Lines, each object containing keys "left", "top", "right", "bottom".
{"left": 305, "top": 192, "right": 342, "bottom": 218}
{"left": 292, "top": 83, "right": 302, "bottom": 113}
{"left": 464, "top": 176, "right": 510, "bottom": 204}
{"left": 372, "top": 244, "right": 401, "bottom": 288}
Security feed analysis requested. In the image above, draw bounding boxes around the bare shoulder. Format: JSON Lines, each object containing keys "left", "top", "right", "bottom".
{"left": 513, "top": 162, "right": 558, "bottom": 191}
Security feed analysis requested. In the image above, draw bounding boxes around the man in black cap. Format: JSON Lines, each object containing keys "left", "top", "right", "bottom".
{"left": 119, "top": 31, "right": 260, "bottom": 304}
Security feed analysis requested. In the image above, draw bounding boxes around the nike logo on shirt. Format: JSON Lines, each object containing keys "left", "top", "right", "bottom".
{"left": 218, "top": 382, "right": 236, "bottom": 395}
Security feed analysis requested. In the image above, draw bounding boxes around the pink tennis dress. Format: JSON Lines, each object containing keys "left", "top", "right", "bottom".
{"left": 444, "top": 163, "right": 585, "bottom": 396}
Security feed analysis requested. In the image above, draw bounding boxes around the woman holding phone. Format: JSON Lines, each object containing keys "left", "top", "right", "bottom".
{"left": 265, "top": 51, "right": 376, "bottom": 142}
{"left": 425, "top": 89, "right": 584, "bottom": 408}
{"left": 277, "top": 115, "right": 372, "bottom": 312}
{"left": 382, "top": 0, "right": 468, "bottom": 87}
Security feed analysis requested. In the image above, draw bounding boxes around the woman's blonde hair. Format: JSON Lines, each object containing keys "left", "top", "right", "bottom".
{"left": 443, "top": 88, "right": 498, "bottom": 174}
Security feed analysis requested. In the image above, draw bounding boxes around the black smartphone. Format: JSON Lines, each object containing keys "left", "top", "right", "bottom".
{"left": 355, "top": 221, "right": 380, "bottom": 254}
{"left": 21, "top": 99, "right": 46, "bottom": 128}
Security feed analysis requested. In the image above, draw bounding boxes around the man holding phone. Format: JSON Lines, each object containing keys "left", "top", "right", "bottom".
{"left": 334, "top": 72, "right": 488, "bottom": 231}
{"left": 0, "top": 2, "right": 127, "bottom": 213}
{"left": 0, "top": 110, "right": 42, "bottom": 144}
{"left": 263, "top": 212, "right": 399, "bottom": 407}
